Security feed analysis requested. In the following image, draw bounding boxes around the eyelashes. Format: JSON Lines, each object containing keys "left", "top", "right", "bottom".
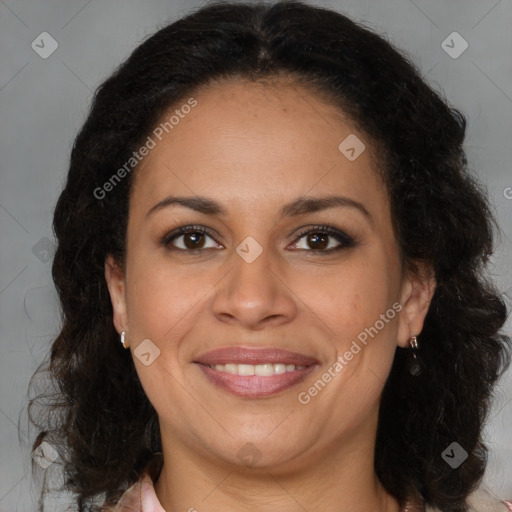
{"left": 161, "top": 225, "right": 222, "bottom": 252}
{"left": 160, "top": 224, "right": 358, "bottom": 255}
{"left": 291, "top": 225, "right": 357, "bottom": 252}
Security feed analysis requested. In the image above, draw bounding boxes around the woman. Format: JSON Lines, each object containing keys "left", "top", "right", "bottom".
{"left": 28, "top": 1, "right": 512, "bottom": 511}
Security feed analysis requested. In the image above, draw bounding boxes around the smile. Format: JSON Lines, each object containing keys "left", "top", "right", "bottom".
{"left": 207, "top": 363, "right": 306, "bottom": 375}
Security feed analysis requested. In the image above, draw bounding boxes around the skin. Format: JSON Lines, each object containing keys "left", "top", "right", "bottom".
{"left": 105, "top": 76, "right": 435, "bottom": 512}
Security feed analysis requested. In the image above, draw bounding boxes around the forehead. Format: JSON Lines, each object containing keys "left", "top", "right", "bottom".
{"left": 129, "top": 77, "right": 388, "bottom": 222}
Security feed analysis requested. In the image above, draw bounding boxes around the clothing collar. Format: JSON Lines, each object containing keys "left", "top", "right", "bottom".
{"left": 105, "top": 452, "right": 511, "bottom": 512}
{"left": 105, "top": 453, "right": 165, "bottom": 512}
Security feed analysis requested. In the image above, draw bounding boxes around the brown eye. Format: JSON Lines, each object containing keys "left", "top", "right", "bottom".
{"left": 306, "top": 233, "right": 329, "bottom": 250}
{"left": 182, "top": 232, "right": 206, "bottom": 249}
{"left": 162, "top": 226, "right": 221, "bottom": 251}
{"left": 291, "top": 226, "right": 357, "bottom": 253}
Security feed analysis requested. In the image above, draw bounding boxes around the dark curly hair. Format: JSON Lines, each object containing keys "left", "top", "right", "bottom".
{"left": 26, "top": 1, "right": 511, "bottom": 511}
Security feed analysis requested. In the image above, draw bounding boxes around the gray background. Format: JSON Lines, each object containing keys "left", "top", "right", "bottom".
{"left": 1, "top": 0, "right": 511, "bottom": 510}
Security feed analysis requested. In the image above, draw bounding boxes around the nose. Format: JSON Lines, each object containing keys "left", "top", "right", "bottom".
{"left": 211, "top": 240, "right": 298, "bottom": 330}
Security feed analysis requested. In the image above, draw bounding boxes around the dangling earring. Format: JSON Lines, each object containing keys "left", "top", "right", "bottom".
{"left": 120, "top": 331, "right": 129, "bottom": 349}
{"left": 406, "top": 335, "right": 423, "bottom": 376}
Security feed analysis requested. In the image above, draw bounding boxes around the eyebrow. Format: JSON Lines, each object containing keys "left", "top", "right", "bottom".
{"left": 145, "top": 194, "right": 372, "bottom": 223}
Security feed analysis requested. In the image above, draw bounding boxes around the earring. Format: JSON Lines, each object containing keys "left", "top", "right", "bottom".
{"left": 406, "top": 335, "right": 423, "bottom": 376}
{"left": 120, "top": 331, "right": 129, "bottom": 349}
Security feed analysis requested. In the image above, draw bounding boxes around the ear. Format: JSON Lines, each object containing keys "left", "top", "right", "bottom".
{"left": 104, "top": 254, "right": 128, "bottom": 339}
{"left": 396, "top": 263, "right": 436, "bottom": 348}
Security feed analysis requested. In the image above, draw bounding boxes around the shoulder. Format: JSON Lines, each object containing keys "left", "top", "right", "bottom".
{"left": 465, "top": 487, "right": 512, "bottom": 512}
{"left": 101, "top": 475, "right": 166, "bottom": 511}
{"left": 101, "top": 453, "right": 165, "bottom": 512}
{"left": 424, "top": 487, "right": 512, "bottom": 512}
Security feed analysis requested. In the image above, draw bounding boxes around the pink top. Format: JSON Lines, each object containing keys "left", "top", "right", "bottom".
{"left": 101, "top": 453, "right": 512, "bottom": 512}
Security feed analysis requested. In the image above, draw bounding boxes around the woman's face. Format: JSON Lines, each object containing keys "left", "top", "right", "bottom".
{"left": 106, "top": 77, "right": 433, "bottom": 471}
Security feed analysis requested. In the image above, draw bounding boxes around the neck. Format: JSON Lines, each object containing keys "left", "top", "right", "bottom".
{"left": 154, "top": 411, "right": 400, "bottom": 512}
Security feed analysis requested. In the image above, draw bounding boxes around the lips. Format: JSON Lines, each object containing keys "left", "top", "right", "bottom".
{"left": 193, "top": 346, "right": 319, "bottom": 398}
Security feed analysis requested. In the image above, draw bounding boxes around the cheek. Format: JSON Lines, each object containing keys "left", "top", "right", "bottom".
{"left": 124, "top": 258, "right": 210, "bottom": 369}
{"left": 125, "top": 262, "right": 204, "bottom": 412}
{"left": 303, "top": 257, "right": 400, "bottom": 412}
{"left": 300, "top": 252, "right": 399, "bottom": 342}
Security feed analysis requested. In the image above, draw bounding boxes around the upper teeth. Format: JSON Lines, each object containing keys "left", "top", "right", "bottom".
{"left": 209, "top": 363, "right": 306, "bottom": 376}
